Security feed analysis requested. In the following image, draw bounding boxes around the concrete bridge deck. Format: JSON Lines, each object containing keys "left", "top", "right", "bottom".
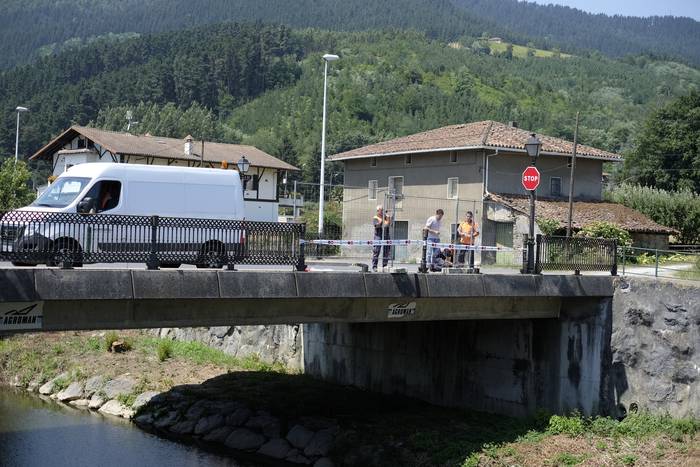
{"left": 1, "top": 269, "right": 613, "bottom": 332}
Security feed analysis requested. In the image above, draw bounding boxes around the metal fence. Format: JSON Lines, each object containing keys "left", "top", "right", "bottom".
{"left": 619, "top": 246, "right": 700, "bottom": 281}
{"left": 0, "top": 211, "right": 305, "bottom": 270}
{"left": 535, "top": 235, "right": 617, "bottom": 275}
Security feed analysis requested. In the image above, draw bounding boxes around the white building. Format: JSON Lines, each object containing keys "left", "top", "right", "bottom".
{"left": 30, "top": 126, "right": 298, "bottom": 221}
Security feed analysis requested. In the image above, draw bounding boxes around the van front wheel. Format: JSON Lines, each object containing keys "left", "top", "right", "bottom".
{"left": 196, "top": 241, "right": 226, "bottom": 269}
{"left": 47, "top": 237, "right": 83, "bottom": 268}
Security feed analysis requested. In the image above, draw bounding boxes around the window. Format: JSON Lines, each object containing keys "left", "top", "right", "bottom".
{"left": 550, "top": 177, "right": 562, "bottom": 197}
{"left": 32, "top": 177, "right": 90, "bottom": 208}
{"left": 252, "top": 174, "right": 260, "bottom": 191}
{"left": 81, "top": 180, "right": 122, "bottom": 212}
{"left": 405, "top": 154, "right": 412, "bottom": 165}
{"left": 370, "top": 157, "right": 377, "bottom": 167}
{"left": 447, "top": 177, "right": 459, "bottom": 199}
{"left": 388, "top": 176, "right": 404, "bottom": 197}
{"left": 450, "top": 151, "right": 457, "bottom": 163}
{"left": 368, "top": 180, "right": 378, "bottom": 200}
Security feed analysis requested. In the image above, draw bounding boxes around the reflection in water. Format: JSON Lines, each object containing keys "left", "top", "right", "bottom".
{"left": 0, "top": 389, "right": 242, "bottom": 467}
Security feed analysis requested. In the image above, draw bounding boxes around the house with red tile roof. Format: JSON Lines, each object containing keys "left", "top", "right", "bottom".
{"left": 328, "top": 120, "right": 672, "bottom": 259}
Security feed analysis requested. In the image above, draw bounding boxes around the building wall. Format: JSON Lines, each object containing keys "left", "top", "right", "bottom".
{"left": 488, "top": 153, "right": 603, "bottom": 200}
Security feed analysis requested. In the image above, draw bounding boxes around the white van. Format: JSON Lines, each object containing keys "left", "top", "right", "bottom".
{"left": 2, "top": 163, "right": 245, "bottom": 267}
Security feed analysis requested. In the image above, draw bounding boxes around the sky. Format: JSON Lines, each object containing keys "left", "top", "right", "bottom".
{"left": 527, "top": 0, "right": 700, "bottom": 20}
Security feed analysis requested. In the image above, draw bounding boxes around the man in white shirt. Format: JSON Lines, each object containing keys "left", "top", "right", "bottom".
{"left": 424, "top": 209, "right": 444, "bottom": 271}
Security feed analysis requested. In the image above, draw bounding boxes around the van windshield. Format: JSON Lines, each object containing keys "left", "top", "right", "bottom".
{"left": 32, "top": 177, "right": 91, "bottom": 208}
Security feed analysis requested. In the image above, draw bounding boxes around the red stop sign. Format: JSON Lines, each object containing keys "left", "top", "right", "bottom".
{"left": 522, "top": 166, "right": 540, "bottom": 191}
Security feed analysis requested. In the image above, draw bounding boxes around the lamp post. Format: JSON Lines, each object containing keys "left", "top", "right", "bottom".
{"left": 14, "top": 106, "right": 29, "bottom": 164}
{"left": 237, "top": 155, "right": 251, "bottom": 194}
{"left": 318, "top": 53, "right": 339, "bottom": 239}
{"left": 524, "top": 133, "right": 542, "bottom": 274}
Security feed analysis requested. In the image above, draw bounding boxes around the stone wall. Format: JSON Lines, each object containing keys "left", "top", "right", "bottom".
{"left": 611, "top": 277, "right": 699, "bottom": 418}
{"left": 154, "top": 325, "right": 303, "bottom": 371}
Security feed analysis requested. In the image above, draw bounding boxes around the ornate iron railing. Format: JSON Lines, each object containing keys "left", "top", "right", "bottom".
{"left": 0, "top": 210, "right": 305, "bottom": 270}
{"left": 535, "top": 234, "right": 617, "bottom": 275}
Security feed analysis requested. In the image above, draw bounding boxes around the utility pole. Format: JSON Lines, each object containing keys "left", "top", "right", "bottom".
{"left": 566, "top": 112, "right": 580, "bottom": 237}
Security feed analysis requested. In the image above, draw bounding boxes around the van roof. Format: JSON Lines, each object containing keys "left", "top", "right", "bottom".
{"left": 63, "top": 163, "right": 241, "bottom": 185}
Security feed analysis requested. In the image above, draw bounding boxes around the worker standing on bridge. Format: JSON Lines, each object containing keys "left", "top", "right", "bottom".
{"left": 425, "top": 209, "right": 444, "bottom": 271}
{"left": 457, "top": 210, "right": 479, "bottom": 268}
{"left": 372, "top": 205, "right": 391, "bottom": 272}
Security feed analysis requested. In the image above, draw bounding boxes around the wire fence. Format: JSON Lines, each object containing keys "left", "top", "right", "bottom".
{"left": 619, "top": 246, "right": 700, "bottom": 282}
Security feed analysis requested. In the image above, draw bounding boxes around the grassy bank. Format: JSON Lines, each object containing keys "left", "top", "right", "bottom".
{"left": 1, "top": 332, "right": 697, "bottom": 466}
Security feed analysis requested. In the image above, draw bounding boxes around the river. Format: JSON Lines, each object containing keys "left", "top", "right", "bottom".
{"left": 0, "top": 388, "right": 244, "bottom": 467}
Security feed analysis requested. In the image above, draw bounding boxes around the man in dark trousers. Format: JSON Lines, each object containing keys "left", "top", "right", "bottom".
{"left": 371, "top": 204, "right": 391, "bottom": 272}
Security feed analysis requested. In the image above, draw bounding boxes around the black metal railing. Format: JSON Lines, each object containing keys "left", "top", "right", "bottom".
{"left": 535, "top": 235, "right": 617, "bottom": 275}
{"left": 0, "top": 211, "right": 305, "bottom": 270}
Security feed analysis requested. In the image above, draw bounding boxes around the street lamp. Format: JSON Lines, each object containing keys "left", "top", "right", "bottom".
{"left": 237, "top": 155, "right": 251, "bottom": 194}
{"left": 318, "top": 53, "right": 339, "bottom": 239}
{"left": 14, "top": 106, "right": 29, "bottom": 164}
{"left": 524, "top": 133, "right": 541, "bottom": 274}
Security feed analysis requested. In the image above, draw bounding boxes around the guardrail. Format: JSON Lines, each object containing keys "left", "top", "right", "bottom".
{"left": 0, "top": 211, "right": 306, "bottom": 270}
{"left": 619, "top": 246, "right": 700, "bottom": 281}
{"left": 534, "top": 235, "right": 617, "bottom": 275}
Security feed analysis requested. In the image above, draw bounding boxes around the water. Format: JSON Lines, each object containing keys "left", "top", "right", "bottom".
{"left": 0, "top": 389, "right": 242, "bottom": 467}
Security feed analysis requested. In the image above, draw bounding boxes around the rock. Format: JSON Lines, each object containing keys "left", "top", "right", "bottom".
{"left": 69, "top": 399, "right": 90, "bottom": 408}
{"left": 194, "top": 414, "right": 225, "bottom": 435}
{"left": 314, "top": 458, "right": 335, "bottom": 467}
{"left": 185, "top": 400, "right": 209, "bottom": 420}
{"left": 88, "top": 393, "right": 106, "bottom": 410}
{"left": 286, "top": 449, "right": 312, "bottom": 464}
{"left": 224, "top": 428, "right": 266, "bottom": 451}
{"left": 226, "top": 407, "right": 252, "bottom": 426}
{"left": 246, "top": 413, "right": 281, "bottom": 438}
{"left": 287, "top": 424, "right": 315, "bottom": 449}
{"left": 26, "top": 379, "right": 42, "bottom": 392}
{"left": 39, "top": 372, "right": 68, "bottom": 395}
{"left": 99, "top": 399, "right": 134, "bottom": 418}
{"left": 300, "top": 416, "right": 339, "bottom": 432}
{"left": 258, "top": 438, "right": 293, "bottom": 459}
{"left": 9, "top": 374, "right": 22, "bottom": 387}
{"left": 56, "top": 382, "right": 84, "bottom": 402}
{"left": 203, "top": 426, "right": 233, "bottom": 443}
{"left": 84, "top": 375, "right": 106, "bottom": 396}
{"left": 133, "top": 413, "right": 155, "bottom": 426}
{"left": 154, "top": 410, "right": 181, "bottom": 430}
{"left": 102, "top": 375, "right": 137, "bottom": 399}
{"left": 132, "top": 391, "right": 160, "bottom": 411}
{"left": 304, "top": 428, "right": 335, "bottom": 457}
{"left": 169, "top": 419, "right": 197, "bottom": 435}
{"left": 110, "top": 340, "right": 129, "bottom": 353}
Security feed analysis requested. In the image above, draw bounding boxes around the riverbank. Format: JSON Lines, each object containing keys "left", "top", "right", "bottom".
{"left": 1, "top": 331, "right": 698, "bottom": 466}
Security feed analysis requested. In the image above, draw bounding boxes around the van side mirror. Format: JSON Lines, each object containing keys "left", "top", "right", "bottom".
{"left": 77, "top": 197, "right": 95, "bottom": 214}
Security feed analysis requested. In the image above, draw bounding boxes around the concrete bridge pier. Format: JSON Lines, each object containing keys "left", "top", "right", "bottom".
{"left": 303, "top": 296, "right": 613, "bottom": 417}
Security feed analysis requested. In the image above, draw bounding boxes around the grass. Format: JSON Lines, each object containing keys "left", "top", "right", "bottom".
{"left": 489, "top": 41, "right": 572, "bottom": 59}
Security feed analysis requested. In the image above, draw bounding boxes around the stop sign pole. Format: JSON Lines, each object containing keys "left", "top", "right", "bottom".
{"left": 523, "top": 134, "right": 542, "bottom": 274}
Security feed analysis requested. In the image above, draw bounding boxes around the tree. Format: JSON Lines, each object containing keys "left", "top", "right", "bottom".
{"left": 622, "top": 90, "right": 700, "bottom": 192}
{"left": 0, "top": 159, "right": 35, "bottom": 210}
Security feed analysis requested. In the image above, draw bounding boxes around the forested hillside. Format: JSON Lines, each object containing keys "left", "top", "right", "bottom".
{"left": 453, "top": 0, "right": 700, "bottom": 65}
{"left": 0, "top": 0, "right": 503, "bottom": 69}
{"left": 2, "top": 25, "right": 698, "bottom": 185}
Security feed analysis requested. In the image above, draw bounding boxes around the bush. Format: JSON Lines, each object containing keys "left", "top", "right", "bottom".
{"left": 103, "top": 331, "right": 120, "bottom": 352}
{"left": 157, "top": 340, "right": 173, "bottom": 362}
{"left": 577, "top": 221, "right": 632, "bottom": 246}
{"left": 547, "top": 414, "right": 585, "bottom": 436}
{"left": 605, "top": 184, "right": 700, "bottom": 244}
{"left": 537, "top": 218, "right": 561, "bottom": 236}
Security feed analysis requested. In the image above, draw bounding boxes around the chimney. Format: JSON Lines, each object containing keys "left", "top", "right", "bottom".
{"left": 508, "top": 121, "right": 518, "bottom": 128}
{"left": 184, "top": 135, "right": 193, "bottom": 156}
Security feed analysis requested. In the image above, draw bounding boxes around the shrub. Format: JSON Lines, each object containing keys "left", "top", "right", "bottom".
{"left": 577, "top": 221, "right": 632, "bottom": 246}
{"left": 537, "top": 218, "right": 561, "bottom": 236}
{"left": 103, "top": 331, "right": 120, "bottom": 352}
{"left": 547, "top": 414, "right": 585, "bottom": 436}
{"left": 157, "top": 340, "right": 173, "bottom": 362}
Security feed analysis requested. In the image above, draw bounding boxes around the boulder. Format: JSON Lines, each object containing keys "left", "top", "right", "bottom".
{"left": 169, "top": 419, "right": 197, "bottom": 435}
{"left": 314, "top": 458, "right": 335, "bottom": 467}
{"left": 88, "top": 393, "right": 106, "bottom": 410}
{"left": 84, "top": 375, "right": 106, "bottom": 396}
{"left": 185, "top": 400, "right": 209, "bottom": 420}
{"left": 102, "top": 375, "right": 137, "bottom": 399}
{"left": 304, "top": 428, "right": 335, "bottom": 457}
{"left": 99, "top": 399, "right": 134, "bottom": 418}
{"left": 246, "top": 413, "right": 281, "bottom": 438}
{"left": 132, "top": 391, "right": 160, "bottom": 411}
{"left": 133, "top": 412, "right": 155, "bottom": 426}
{"left": 226, "top": 407, "right": 252, "bottom": 426}
{"left": 203, "top": 426, "right": 233, "bottom": 443}
{"left": 27, "top": 379, "right": 41, "bottom": 392}
{"left": 287, "top": 424, "right": 315, "bottom": 449}
{"left": 258, "top": 438, "right": 293, "bottom": 459}
{"left": 286, "top": 449, "right": 312, "bottom": 464}
{"left": 194, "top": 414, "right": 225, "bottom": 435}
{"left": 38, "top": 372, "right": 68, "bottom": 395}
{"left": 154, "top": 410, "right": 181, "bottom": 430}
{"left": 224, "top": 428, "right": 266, "bottom": 451}
{"left": 56, "top": 382, "right": 84, "bottom": 402}
{"left": 69, "top": 399, "right": 90, "bottom": 408}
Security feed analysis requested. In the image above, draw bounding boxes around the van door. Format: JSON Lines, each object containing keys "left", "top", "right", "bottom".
{"left": 78, "top": 180, "right": 123, "bottom": 255}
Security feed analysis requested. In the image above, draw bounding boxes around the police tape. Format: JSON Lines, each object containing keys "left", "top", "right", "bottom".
{"left": 301, "top": 239, "right": 519, "bottom": 251}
